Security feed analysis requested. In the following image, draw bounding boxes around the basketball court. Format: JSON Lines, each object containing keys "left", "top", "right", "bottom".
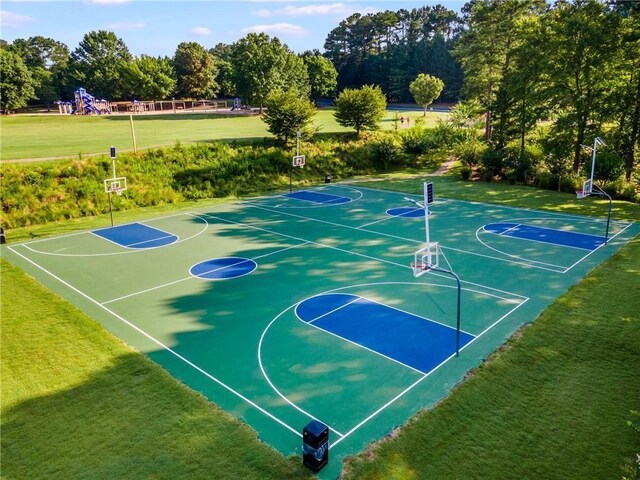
{"left": 5, "top": 184, "right": 638, "bottom": 478}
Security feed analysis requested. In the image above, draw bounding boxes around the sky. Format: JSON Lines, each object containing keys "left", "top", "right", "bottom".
{"left": 1, "top": 0, "right": 466, "bottom": 56}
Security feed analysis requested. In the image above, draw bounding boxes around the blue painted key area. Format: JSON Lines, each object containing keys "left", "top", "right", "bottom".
{"left": 296, "top": 293, "right": 474, "bottom": 374}
{"left": 93, "top": 223, "right": 178, "bottom": 248}
{"left": 284, "top": 190, "right": 351, "bottom": 205}
{"left": 484, "top": 222, "right": 605, "bottom": 250}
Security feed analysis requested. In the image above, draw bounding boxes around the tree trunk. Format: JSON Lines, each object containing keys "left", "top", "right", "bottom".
{"left": 625, "top": 69, "right": 640, "bottom": 181}
{"left": 573, "top": 115, "right": 587, "bottom": 173}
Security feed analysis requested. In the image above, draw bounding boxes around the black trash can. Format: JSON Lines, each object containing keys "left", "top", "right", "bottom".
{"left": 302, "top": 420, "right": 329, "bottom": 472}
{"left": 324, "top": 174, "right": 332, "bottom": 184}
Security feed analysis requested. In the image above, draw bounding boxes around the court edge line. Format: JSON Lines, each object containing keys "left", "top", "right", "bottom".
{"left": 563, "top": 222, "right": 634, "bottom": 272}
{"left": 351, "top": 184, "right": 634, "bottom": 225}
{"left": 7, "top": 246, "right": 303, "bottom": 439}
{"left": 260, "top": 281, "right": 523, "bottom": 448}
{"left": 102, "top": 242, "right": 308, "bottom": 305}
{"left": 330, "top": 294, "right": 530, "bottom": 450}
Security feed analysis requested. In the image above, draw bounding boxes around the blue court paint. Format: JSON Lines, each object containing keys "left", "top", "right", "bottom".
{"left": 386, "top": 207, "right": 428, "bottom": 218}
{"left": 484, "top": 222, "right": 605, "bottom": 250}
{"left": 93, "top": 223, "right": 177, "bottom": 248}
{"left": 190, "top": 257, "right": 257, "bottom": 280}
{"left": 296, "top": 293, "right": 474, "bottom": 374}
{"left": 284, "top": 190, "right": 351, "bottom": 205}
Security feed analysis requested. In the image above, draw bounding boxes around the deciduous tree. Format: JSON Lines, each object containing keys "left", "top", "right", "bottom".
{"left": 174, "top": 42, "right": 218, "bottom": 99}
{"left": 67, "top": 30, "right": 132, "bottom": 100}
{"left": 333, "top": 85, "right": 386, "bottom": 135}
{"left": 262, "top": 90, "right": 317, "bottom": 143}
{"left": 409, "top": 73, "right": 444, "bottom": 116}
{"left": 0, "top": 49, "right": 36, "bottom": 112}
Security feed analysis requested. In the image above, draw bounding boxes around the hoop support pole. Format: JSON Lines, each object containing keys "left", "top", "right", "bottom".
{"left": 108, "top": 190, "right": 114, "bottom": 227}
{"left": 425, "top": 263, "right": 461, "bottom": 357}
{"left": 591, "top": 184, "right": 612, "bottom": 244}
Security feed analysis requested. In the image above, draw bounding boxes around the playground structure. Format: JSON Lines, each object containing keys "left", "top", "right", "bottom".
{"left": 56, "top": 88, "right": 112, "bottom": 115}
{"left": 57, "top": 93, "right": 230, "bottom": 115}
{"left": 109, "top": 99, "right": 229, "bottom": 114}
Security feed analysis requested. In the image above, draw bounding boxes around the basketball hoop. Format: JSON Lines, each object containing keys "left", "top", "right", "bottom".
{"left": 576, "top": 179, "right": 591, "bottom": 200}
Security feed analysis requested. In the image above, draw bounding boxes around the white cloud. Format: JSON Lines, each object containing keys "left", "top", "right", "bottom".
{"left": 87, "top": 0, "right": 132, "bottom": 4}
{"left": 252, "top": 8, "right": 271, "bottom": 18}
{"left": 0, "top": 10, "right": 34, "bottom": 28}
{"left": 281, "top": 3, "right": 351, "bottom": 17}
{"left": 243, "top": 23, "right": 304, "bottom": 36}
{"left": 191, "top": 27, "right": 211, "bottom": 36}
{"left": 106, "top": 22, "right": 145, "bottom": 30}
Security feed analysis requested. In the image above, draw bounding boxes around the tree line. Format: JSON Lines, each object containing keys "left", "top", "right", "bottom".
{"left": 1, "top": 0, "right": 638, "bottom": 189}
{"left": 0, "top": 32, "right": 338, "bottom": 113}
{"left": 454, "top": 0, "right": 639, "bottom": 182}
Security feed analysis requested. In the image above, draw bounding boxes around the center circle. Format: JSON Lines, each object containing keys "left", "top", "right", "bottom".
{"left": 190, "top": 257, "right": 257, "bottom": 280}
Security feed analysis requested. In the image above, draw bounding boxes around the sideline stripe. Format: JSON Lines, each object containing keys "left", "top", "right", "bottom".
{"left": 8, "top": 245, "right": 303, "bottom": 439}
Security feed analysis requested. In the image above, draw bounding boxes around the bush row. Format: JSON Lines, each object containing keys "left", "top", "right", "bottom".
{"left": 1, "top": 136, "right": 421, "bottom": 230}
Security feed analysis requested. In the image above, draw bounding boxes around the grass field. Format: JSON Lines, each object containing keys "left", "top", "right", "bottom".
{"left": 0, "top": 109, "right": 445, "bottom": 161}
{"left": 2, "top": 176, "right": 638, "bottom": 479}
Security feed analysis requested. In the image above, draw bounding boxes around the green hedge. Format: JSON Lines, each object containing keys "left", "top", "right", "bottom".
{"left": 1, "top": 136, "right": 416, "bottom": 230}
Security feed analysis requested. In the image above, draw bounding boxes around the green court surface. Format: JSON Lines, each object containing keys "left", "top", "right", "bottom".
{"left": 4, "top": 184, "right": 638, "bottom": 478}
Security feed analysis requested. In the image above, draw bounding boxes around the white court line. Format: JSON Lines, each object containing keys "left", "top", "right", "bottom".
{"left": 330, "top": 292, "right": 530, "bottom": 449}
{"left": 202, "top": 213, "right": 413, "bottom": 271}
{"left": 257, "top": 304, "right": 346, "bottom": 439}
{"left": 441, "top": 244, "right": 567, "bottom": 274}
{"left": 245, "top": 203, "right": 424, "bottom": 246}
{"left": 102, "top": 242, "right": 308, "bottom": 305}
{"left": 258, "top": 281, "right": 527, "bottom": 449}
{"left": 205, "top": 211, "right": 530, "bottom": 301}
{"left": 247, "top": 201, "right": 584, "bottom": 274}
{"left": 8, "top": 245, "right": 303, "bottom": 439}
{"left": 22, "top": 213, "right": 209, "bottom": 257}
{"left": 305, "top": 296, "right": 361, "bottom": 325}
{"left": 498, "top": 223, "right": 522, "bottom": 236}
{"left": 482, "top": 225, "right": 597, "bottom": 252}
{"left": 564, "top": 222, "right": 635, "bottom": 272}
{"left": 358, "top": 207, "right": 424, "bottom": 228}
{"left": 125, "top": 233, "right": 177, "bottom": 248}
{"left": 15, "top": 211, "right": 196, "bottom": 247}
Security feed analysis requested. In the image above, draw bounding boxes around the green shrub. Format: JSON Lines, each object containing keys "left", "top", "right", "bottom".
{"left": 369, "top": 134, "right": 403, "bottom": 170}
{"left": 454, "top": 138, "right": 486, "bottom": 167}
{"left": 480, "top": 148, "right": 504, "bottom": 178}
{"left": 400, "top": 125, "right": 429, "bottom": 154}
{"left": 459, "top": 166, "right": 472, "bottom": 181}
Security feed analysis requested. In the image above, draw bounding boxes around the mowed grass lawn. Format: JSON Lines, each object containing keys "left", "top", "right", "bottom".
{"left": 1, "top": 178, "right": 638, "bottom": 478}
{"left": 0, "top": 108, "right": 445, "bottom": 161}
